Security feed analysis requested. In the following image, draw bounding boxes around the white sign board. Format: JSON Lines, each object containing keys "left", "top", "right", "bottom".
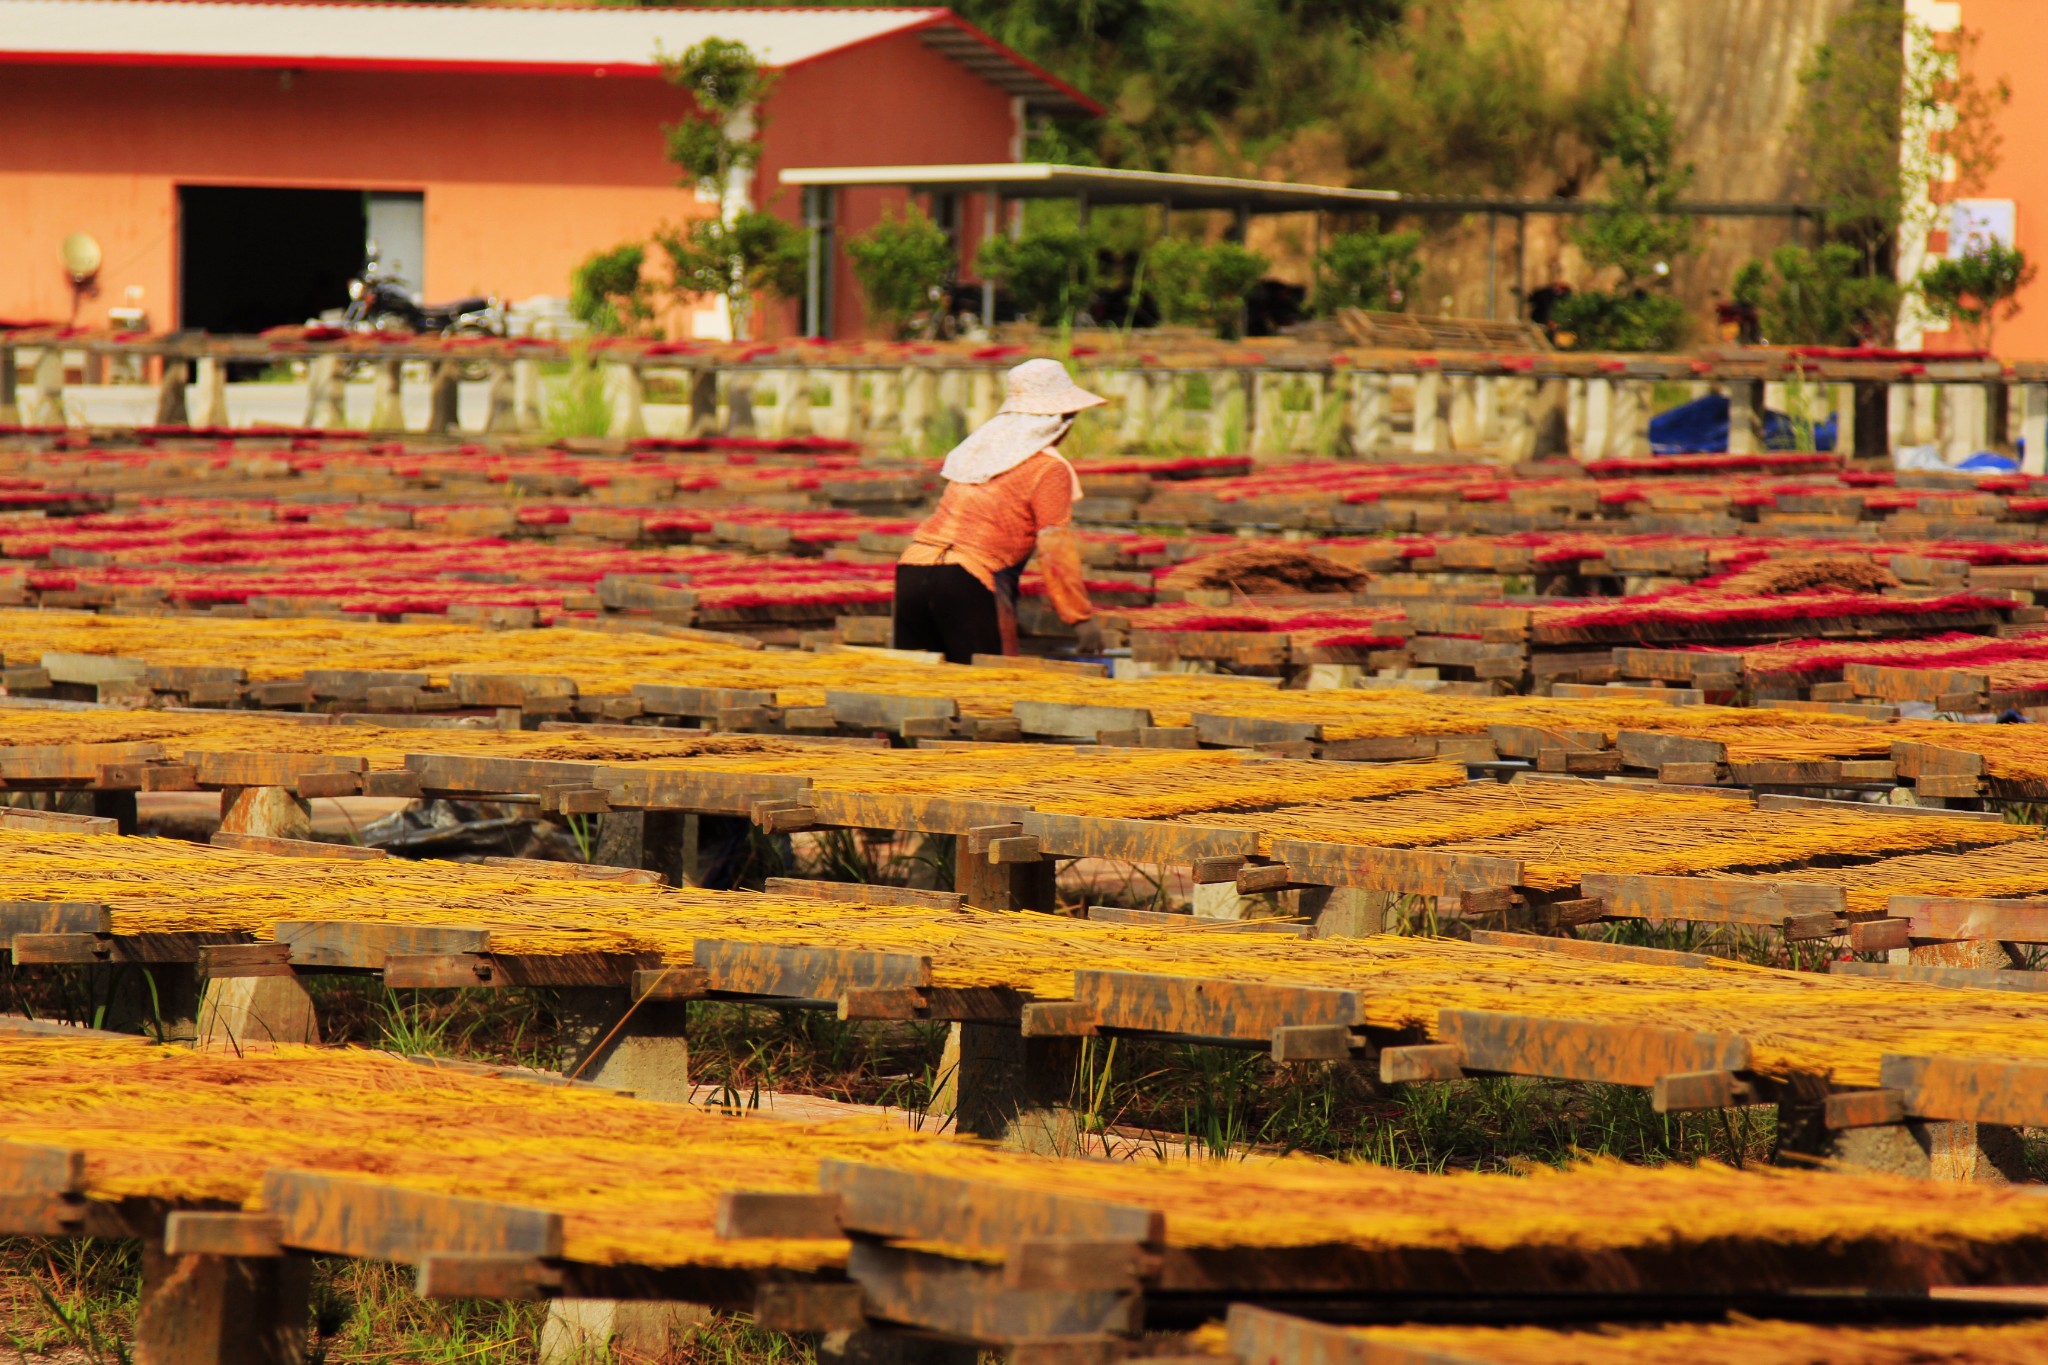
{"left": 1950, "top": 199, "right": 2016, "bottom": 257}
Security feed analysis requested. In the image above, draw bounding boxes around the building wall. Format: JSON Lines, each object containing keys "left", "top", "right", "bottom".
{"left": 760, "top": 32, "right": 1020, "bottom": 338}
{"left": 1916, "top": 0, "right": 2048, "bottom": 358}
{"left": 0, "top": 33, "right": 1019, "bottom": 338}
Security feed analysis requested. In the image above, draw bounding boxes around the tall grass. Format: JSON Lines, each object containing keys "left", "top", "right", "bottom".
{"left": 542, "top": 341, "right": 613, "bottom": 439}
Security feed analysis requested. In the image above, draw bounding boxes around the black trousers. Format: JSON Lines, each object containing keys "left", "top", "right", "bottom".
{"left": 893, "top": 563, "right": 1003, "bottom": 664}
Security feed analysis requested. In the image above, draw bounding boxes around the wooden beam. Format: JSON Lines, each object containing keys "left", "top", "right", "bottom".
{"left": 695, "top": 939, "right": 932, "bottom": 999}
{"left": 1581, "top": 873, "right": 1843, "bottom": 925}
{"left": 818, "top": 1161, "right": 1162, "bottom": 1252}
{"left": 1881, "top": 1054, "right": 2048, "bottom": 1127}
{"left": 414, "top": 1255, "right": 565, "bottom": 1301}
{"left": 262, "top": 1170, "right": 563, "bottom": 1261}
{"left": 273, "top": 921, "right": 491, "bottom": 970}
{"left": 1073, "top": 970, "right": 1363, "bottom": 1043}
{"left": 1438, "top": 1009, "right": 1752, "bottom": 1088}
{"left": 162, "top": 1212, "right": 285, "bottom": 1258}
{"left": 1267, "top": 839, "right": 1522, "bottom": 895}
{"left": 1888, "top": 895, "right": 2048, "bottom": 944}
{"left": 714, "top": 1192, "right": 842, "bottom": 1240}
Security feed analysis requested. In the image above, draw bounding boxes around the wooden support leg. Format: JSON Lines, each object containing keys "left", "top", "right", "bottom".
{"left": 198, "top": 975, "right": 321, "bottom": 1050}
{"left": 558, "top": 987, "right": 691, "bottom": 1102}
{"left": 953, "top": 843, "right": 1056, "bottom": 912}
{"left": 219, "top": 786, "right": 313, "bottom": 841}
{"left": 484, "top": 362, "right": 516, "bottom": 432}
{"left": 725, "top": 372, "right": 758, "bottom": 435}
{"left": 2022, "top": 382, "right": 2048, "bottom": 475}
{"left": 426, "top": 360, "right": 460, "bottom": 434}
{"left": 93, "top": 787, "right": 138, "bottom": 835}
{"left": 1532, "top": 377, "right": 1569, "bottom": 458}
{"left": 935, "top": 1021, "right": 1081, "bottom": 1152}
{"left": 1447, "top": 374, "right": 1480, "bottom": 449}
{"left": 1726, "top": 380, "right": 1764, "bottom": 454}
{"left": 153, "top": 356, "right": 188, "bottom": 428}
{"left": 32, "top": 346, "right": 65, "bottom": 426}
{"left": 105, "top": 963, "right": 200, "bottom": 1041}
{"left": 194, "top": 358, "right": 229, "bottom": 429}
{"left": 305, "top": 355, "right": 344, "bottom": 429}
{"left": 0, "top": 347, "right": 17, "bottom": 425}
{"left": 367, "top": 360, "right": 404, "bottom": 432}
{"left": 593, "top": 809, "right": 688, "bottom": 886}
{"left": 1853, "top": 379, "right": 1889, "bottom": 460}
{"left": 687, "top": 367, "right": 719, "bottom": 436}
{"left": 1299, "top": 886, "right": 1392, "bottom": 938}
{"left": 136, "top": 1239, "right": 310, "bottom": 1365}
{"left": 539, "top": 1300, "right": 710, "bottom": 1365}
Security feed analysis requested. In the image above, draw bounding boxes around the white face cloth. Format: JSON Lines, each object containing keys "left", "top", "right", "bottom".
{"left": 939, "top": 413, "right": 1080, "bottom": 497}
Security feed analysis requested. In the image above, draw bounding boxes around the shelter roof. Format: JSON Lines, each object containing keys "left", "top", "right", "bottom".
{"left": 780, "top": 162, "right": 1401, "bottom": 214}
{"left": 0, "top": 0, "right": 1100, "bottom": 115}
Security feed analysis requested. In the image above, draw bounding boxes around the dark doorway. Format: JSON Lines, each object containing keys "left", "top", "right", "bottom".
{"left": 178, "top": 186, "right": 366, "bottom": 335}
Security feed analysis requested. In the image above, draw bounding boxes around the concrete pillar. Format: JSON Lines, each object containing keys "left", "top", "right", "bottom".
{"left": 1349, "top": 371, "right": 1391, "bottom": 457}
{"left": 1118, "top": 370, "right": 1152, "bottom": 447}
{"left": 603, "top": 362, "right": 645, "bottom": 439}
{"left": 1411, "top": 370, "right": 1445, "bottom": 454}
{"left": 219, "top": 786, "right": 313, "bottom": 842}
{"left": 1209, "top": 369, "right": 1246, "bottom": 454}
{"left": 1498, "top": 376, "right": 1536, "bottom": 462}
{"left": 2022, "top": 382, "right": 2047, "bottom": 475}
{"left": 153, "top": 357, "right": 189, "bottom": 429}
{"left": 934, "top": 1022, "right": 1080, "bottom": 1153}
{"left": 1533, "top": 377, "right": 1570, "bottom": 459}
{"left": 0, "top": 347, "right": 17, "bottom": 425}
{"left": 934, "top": 368, "right": 970, "bottom": 442}
{"left": 558, "top": 989, "right": 692, "bottom": 1104}
{"left": 304, "top": 355, "right": 345, "bottom": 429}
{"left": 1148, "top": 369, "right": 1180, "bottom": 444}
{"left": 1566, "top": 378, "right": 1587, "bottom": 454}
{"left": 1943, "top": 382, "right": 1988, "bottom": 461}
{"left": 825, "top": 369, "right": 861, "bottom": 441}
{"left": 1581, "top": 377, "right": 1614, "bottom": 460}
{"left": 514, "top": 357, "right": 543, "bottom": 432}
{"left": 688, "top": 367, "right": 719, "bottom": 436}
{"left": 31, "top": 347, "right": 64, "bottom": 426}
{"left": 136, "top": 1239, "right": 310, "bottom": 1365}
{"left": 1193, "top": 881, "right": 1261, "bottom": 920}
{"left": 1912, "top": 382, "right": 1940, "bottom": 445}
{"left": 1726, "top": 380, "right": 1764, "bottom": 455}
{"left": 1447, "top": 374, "right": 1480, "bottom": 449}
{"left": 1477, "top": 374, "right": 1503, "bottom": 446}
{"left": 1611, "top": 380, "right": 1651, "bottom": 457}
{"left": 968, "top": 368, "right": 1004, "bottom": 430}
{"left": 367, "top": 360, "right": 405, "bottom": 433}
{"left": 867, "top": 367, "right": 901, "bottom": 435}
{"left": 194, "top": 358, "right": 229, "bottom": 429}
{"left": 483, "top": 362, "right": 516, "bottom": 433}
{"left": 1300, "top": 886, "right": 1392, "bottom": 938}
{"left": 899, "top": 367, "right": 937, "bottom": 449}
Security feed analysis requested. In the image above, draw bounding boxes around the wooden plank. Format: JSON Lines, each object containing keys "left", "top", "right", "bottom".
{"left": 1003, "top": 1239, "right": 1157, "bottom": 1292}
{"left": 0, "top": 742, "right": 166, "bottom": 781}
{"left": 1190, "top": 713, "right": 1320, "bottom": 746}
{"left": 1880, "top": 1054, "right": 2048, "bottom": 1127}
{"left": 1580, "top": 873, "right": 1844, "bottom": 924}
{"left": 0, "top": 808, "right": 115, "bottom": 835}
{"left": 1846, "top": 918, "right": 1912, "bottom": 953}
{"left": 1888, "top": 895, "right": 2048, "bottom": 944}
{"left": 210, "top": 832, "right": 387, "bottom": 860}
{"left": 1073, "top": 969, "right": 1362, "bottom": 1042}
{"left": 1651, "top": 1070, "right": 1754, "bottom": 1112}
{"left": 1755, "top": 793, "right": 2004, "bottom": 823}
{"left": 305, "top": 669, "right": 429, "bottom": 701}
{"left": 806, "top": 790, "right": 1027, "bottom": 835}
{"left": 188, "top": 751, "right": 367, "bottom": 787}
{"left": 274, "top": 921, "right": 491, "bottom": 970}
{"left": 824, "top": 690, "right": 956, "bottom": 732}
{"left": 0, "top": 1143, "right": 85, "bottom": 1197}
{"left": 1826, "top": 1089, "right": 1909, "bottom": 1129}
{"left": 10, "top": 933, "right": 107, "bottom": 964}
{"left": 630, "top": 683, "right": 777, "bottom": 717}
{"left": 1012, "top": 700, "right": 1153, "bottom": 740}
{"left": 263, "top": 1170, "right": 562, "bottom": 1261}
{"left": 695, "top": 939, "right": 932, "bottom": 999}
{"left": 763, "top": 878, "right": 966, "bottom": 911}
{"left": 200, "top": 943, "right": 293, "bottom": 978}
{"left": 414, "top": 1255, "right": 564, "bottom": 1301}
{"left": 163, "top": 1212, "right": 285, "bottom": 1257}
{"left": 604, "top": 768, "right": 811, "bottom": 816}
{"left": 819, "top": 1160, "right": 1162, "bottom": 1251}
{"left": 845, "top": 1241, "right": 1137, "bottom": 1344}
{"left": 1085, "top": 906, "right": 1309, "bottom": 938}
{"left": 1465, "top": 929, "right": 1713, "bottom": 970}
{"left": 1267, "top": 839, "right": 1521, "bottom": 895}
{"left": 838, "top": 987, "right": 929, "bottom": 1020}
{"left": 1271, "top": 1023, "right": 1358, "bottom": 1062}
{"left": 1615, "top": 731, "right": 1725, "bottom": 769}
{"left": 1021, "top": 812, "right": 1256, "bottom": 864}
{"left": 1832, "top": 961, "right": 2048, "bottom": 993}
{"left": 1379, "top": 1044, "right": 1466, "bottom": 1083}
{"left": 384, "top": 953, "right": 496, "bottom": 988}
{"left": 0, "top": 901, "right": 110, "bottom": 935}
{"left": 751, "top": 1282, "right": 867, "bottom": 1334}
{"left": 402, "top": 753, "right": 605, "bottom": 796}
{"left": 714, "top": 1192, "right": 842, "bottom": 1240}
{"left": 1891, "top": 742, "right": 1984, "bottom": 778}
{"left": 1019, "top": 1002, "right": 1098, "bottom": 1037}
{"left": 1438, "top": 1009, "right": 1752, "bottom": 1087}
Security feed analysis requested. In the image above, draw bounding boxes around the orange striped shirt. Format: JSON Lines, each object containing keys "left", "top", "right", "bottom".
{"left": 899, "top": 451, "right": 1093, "bottom": 623}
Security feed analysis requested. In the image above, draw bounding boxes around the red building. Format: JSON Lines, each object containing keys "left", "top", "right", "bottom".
{"left": 0, "top": 0, "right": 1095, "bottom": 338}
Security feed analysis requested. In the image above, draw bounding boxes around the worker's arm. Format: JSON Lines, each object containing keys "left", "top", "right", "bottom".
{"left": 1026, "top": 457, "right": 1096, "bottom": 627}
{"left": 1035, "top": 523, "right": 1095, "bottom": 625}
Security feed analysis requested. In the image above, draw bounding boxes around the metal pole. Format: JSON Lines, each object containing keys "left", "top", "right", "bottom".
{"left": 802, "top": 187, "right": 824, "bottom": 339}
{"left": 1486, "top": 211, "right": 1497, "bottom": 321}
{"left": 981, "top": 185, "right": 998, "bottom": 330}
{"left": 1514, "top": 212, "right": 1529, "bottom": 319}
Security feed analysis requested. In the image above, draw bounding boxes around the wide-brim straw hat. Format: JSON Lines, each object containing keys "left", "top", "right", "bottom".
{"left": 997, "top": 358, "right": 1108, "bottom": 415}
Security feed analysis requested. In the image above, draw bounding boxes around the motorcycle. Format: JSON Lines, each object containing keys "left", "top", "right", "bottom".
{"left": 344, "top": 249, "right": 506, "bottom": 377}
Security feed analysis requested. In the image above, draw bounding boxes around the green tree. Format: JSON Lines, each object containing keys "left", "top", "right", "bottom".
{"left": 1795, "top": 2, "right": 2010, "bottom": 272}
{"left": 657, "top": 38, "right": 805, "bottom": 340}
{"left": 569, "top": 243, "right": 653, "bottom": 337}
{"left": 1556, "top": 91, "right": 1695, "bottom": 351}
{"left": 845, "top": 206, "right": 956, "bottom": 339}
{"left": 1731, "top": 244, "right": 1900, "bottom": 346}
{"left": 1311, "top": 227, "right": 1421, "bottom": 315}
{"left": 1917, "top": 241, "right": 2036, "bottom": 354}
{"left": 1144, "top": 238, "right": 1269, "bottom": 336}
{"left": 975, "top": 225, "right": 1101, "bottom": 327}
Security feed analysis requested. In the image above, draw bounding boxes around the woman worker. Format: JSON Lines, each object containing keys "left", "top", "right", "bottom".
{"left": 894, "top": 358, "right": 1104, "bottom": 663}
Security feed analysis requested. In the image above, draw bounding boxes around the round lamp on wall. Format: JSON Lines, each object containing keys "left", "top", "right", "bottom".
{"left": 60, "top": 232, "right": 103, "bottom": 325}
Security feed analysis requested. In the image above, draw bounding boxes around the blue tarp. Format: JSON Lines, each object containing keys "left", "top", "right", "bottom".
{"left": 1957, "top": 450, "right": 2021, "bottom": 472}
{"left": 1648, "top": 393, "right": 1838, "bottom": 454}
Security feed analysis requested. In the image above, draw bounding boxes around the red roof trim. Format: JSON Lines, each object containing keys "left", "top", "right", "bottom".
{"left": 0, "top": 49, "right": 669, "bottom": 78}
